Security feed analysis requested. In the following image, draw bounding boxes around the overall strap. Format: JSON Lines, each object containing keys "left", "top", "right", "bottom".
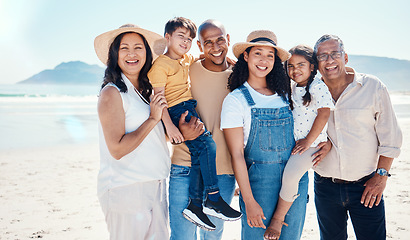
{"left": 238, "top": 85, "right": 255, "bottom": 107}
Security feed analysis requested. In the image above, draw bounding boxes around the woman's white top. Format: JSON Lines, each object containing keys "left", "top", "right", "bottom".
{"left": 291, "top": 78, "right": 334, "bottom": 147}
{"left": 97, "top": 73, "right": 170, "bottom": 197}
{"left": 220, "top": 82, "right": 288, "bottom": 146}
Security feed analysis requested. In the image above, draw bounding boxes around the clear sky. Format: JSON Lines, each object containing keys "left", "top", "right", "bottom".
{"left": 1, "top": 0, "right": 409, "bottom": 84}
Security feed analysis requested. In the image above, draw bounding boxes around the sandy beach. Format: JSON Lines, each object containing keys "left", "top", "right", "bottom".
{"left": 0, "top": 92, "right": 409, "bottom": 239}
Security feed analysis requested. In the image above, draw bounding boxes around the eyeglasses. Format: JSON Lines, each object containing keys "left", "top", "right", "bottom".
{"left": 316, "top": 51, "right": 344, "bottom": 62}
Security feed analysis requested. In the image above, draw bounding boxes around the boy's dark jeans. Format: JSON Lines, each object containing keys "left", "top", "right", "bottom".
{"left": 168, "top": 99, "right": 219, "bottom": 203}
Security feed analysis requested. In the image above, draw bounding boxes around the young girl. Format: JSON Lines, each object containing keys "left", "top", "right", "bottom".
{"left": 221, "top": 31, "right": 309, "bottom": 240}
{"left": 264, "top": 45, "right": 334, "bottom": 239}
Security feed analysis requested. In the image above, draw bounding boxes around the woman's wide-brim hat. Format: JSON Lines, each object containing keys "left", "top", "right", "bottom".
{"left": 232, "top": 30, "right": 290, "bottom": 62}
{"left": 94, "top": 24, "right": 166, "bottom": 65}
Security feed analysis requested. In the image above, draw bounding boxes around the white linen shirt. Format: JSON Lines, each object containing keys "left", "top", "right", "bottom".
{"left": 315, "top": 68, "right": 402, "bottom": 181}
{"left": 220, "top": 82, "right": 288, "bottom": 146}
{"left": 292, "top": 78, "right": 334, "bottom": 147}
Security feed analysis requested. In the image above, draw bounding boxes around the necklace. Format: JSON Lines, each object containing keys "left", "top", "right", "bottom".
{"left": 134, "top": 87, "right": 149, "bottom": 105}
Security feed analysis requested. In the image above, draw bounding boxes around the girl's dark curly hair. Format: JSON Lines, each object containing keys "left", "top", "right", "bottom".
{"left": 285, "top": 44, "right": 318, "bottom": 106}
{"left": 228, "top": 47, "right": 293, "bottom": 109}
{"left": 101, "top": 32, "right": 153, "bottom": 103}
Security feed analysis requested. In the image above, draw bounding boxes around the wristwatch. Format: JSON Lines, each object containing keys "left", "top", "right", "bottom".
{"left": 376, "top": 168, "right": 391, "bottom": 177}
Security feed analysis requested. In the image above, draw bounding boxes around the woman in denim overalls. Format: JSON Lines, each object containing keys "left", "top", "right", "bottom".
{"left": 221, "top": 30, "right": 309, "bottom": 240}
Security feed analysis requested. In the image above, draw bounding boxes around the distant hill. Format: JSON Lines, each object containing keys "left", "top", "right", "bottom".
{"left": 18, "top": 61, "right": 104, "bottom": 85}
{"left": 347, "top": 55, "right": 409, "bottom": 91}
{"left": 17, "top": 57, "right": 409, "bottom": 91}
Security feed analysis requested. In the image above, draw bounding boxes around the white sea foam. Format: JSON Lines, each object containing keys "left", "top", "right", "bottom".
{"left": 0, "top": 95, "right": 97, "bottom": 103}
{"left": 390, "top": 92, "right": 410, "bottom": 105}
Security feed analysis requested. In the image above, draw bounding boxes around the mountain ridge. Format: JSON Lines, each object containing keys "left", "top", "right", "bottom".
{"left": 347, "top": 55, "right": 409, "bottom": 91}
{"left": 18, "top": 57, "right": 409, "bottom": 91}
{"left": 18, "top": 61, "right": 105, "bottom": 85}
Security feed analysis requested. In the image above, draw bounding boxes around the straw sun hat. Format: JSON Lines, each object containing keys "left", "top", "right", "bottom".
{"left": 94, "top": 24, "right": 166, "bottom": 65}
{"left": 232, "top": 30, "right": 290, "bottom": 62}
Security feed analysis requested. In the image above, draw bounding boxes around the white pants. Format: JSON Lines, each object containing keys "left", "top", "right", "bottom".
{"left": 280, "top": 147, "right": 317, "bottom": 202}
{"left": 99, "top": 179, "right": 168, "bottom": 240}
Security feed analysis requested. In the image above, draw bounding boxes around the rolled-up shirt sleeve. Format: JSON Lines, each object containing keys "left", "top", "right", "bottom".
{"left": 375, "top": 83, "right": 402, "bottom": 158}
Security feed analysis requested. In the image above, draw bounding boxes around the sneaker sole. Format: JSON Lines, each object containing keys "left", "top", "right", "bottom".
{"left": 203, "top": 207, "right": 242, "bottom": 221}
{"left": 182, "top": 210, "right": 216, "bottom": 231}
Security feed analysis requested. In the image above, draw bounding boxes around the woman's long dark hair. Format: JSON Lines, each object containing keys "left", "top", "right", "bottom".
{"left": 101, "top": 32, "right": 153, "bottom": 102}
{"left": 285, "top": 45, "right": 318, "bottom": 106}
{"left": 228, "top": 47, "right": 293, "bottom": 109}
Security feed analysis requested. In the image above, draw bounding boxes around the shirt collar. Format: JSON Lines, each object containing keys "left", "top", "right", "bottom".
{"left": 162, "top": 53, "right": 189, "bottom": 65}
{"left": 179, "top": 54, "right": 190, "bottom": 65}
{"left": 346, "top": 66, "right": 364, "bottom": 86}
{"left": 121, "top": 73, "right": 135, "bottom": 91}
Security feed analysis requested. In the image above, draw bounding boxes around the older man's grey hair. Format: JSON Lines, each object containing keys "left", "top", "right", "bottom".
{"left": 314, "top": 34, "right": 345, "bottom": 54}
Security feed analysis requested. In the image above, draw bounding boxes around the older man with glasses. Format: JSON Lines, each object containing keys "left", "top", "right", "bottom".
{"left": 312, "top": 34, "right": 402, "bottom": 240}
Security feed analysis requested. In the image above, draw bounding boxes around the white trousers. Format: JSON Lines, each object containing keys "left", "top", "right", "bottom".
{"left": 280, "top": 147, "right": 317, "bottom": 202}
{"left": 99, "top": 179, "right": 168, "bottom": 240}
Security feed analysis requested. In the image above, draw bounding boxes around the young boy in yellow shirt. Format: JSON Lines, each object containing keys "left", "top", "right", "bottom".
{"left": 148, "top": 17, "right": 241, "bottom": 231}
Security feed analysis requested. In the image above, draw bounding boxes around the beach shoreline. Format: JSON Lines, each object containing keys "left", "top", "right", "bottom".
{"left": 0, "top": 91, "right": 409, "bottom": 239}
{"left": 1, "top": 118, "right": 408, "bottom": 239}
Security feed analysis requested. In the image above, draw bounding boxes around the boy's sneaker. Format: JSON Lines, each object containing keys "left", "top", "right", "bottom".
{"left": 203, "top": 195, "right": 242, "bottom": 221}
{"left": 182, "top": 200, "right": 216, "bottom": 231}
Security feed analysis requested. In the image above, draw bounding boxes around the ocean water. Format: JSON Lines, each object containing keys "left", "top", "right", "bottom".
{"left": 0, "top": 84, "right": 100, "bottom": 150}
{"left": 0, "top": 83, "right": 100, "bottom": 97}
{"left": 0, "top": 84, "right": 409, "bottom": 150}
{"left": 390, "top": 92, "right": 410, "bottom": 119}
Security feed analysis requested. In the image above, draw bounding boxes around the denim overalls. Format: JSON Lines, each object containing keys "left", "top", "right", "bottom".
{"left": 237, "top": 85, "right": 309, "bottom": 240}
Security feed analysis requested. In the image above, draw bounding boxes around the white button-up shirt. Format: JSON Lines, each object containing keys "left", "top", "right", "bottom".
{"left": 315, "top": 68, "right": 402, "bottom": 181}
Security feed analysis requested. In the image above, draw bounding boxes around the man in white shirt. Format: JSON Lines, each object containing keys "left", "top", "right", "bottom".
{"left": 313, "top": 34, "right": 402, "bottom": 240}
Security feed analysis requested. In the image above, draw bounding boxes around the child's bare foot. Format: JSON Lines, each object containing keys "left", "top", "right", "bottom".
{"left": 263, "top": 218, "right": 288, "bottom": 240}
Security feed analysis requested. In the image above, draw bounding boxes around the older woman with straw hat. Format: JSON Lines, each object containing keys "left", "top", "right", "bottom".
{"left": 221, "top": 30, "right": 309, "bottom": 240}
{"left": 94, "top": 24, "right": 170, "bottom": 239}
